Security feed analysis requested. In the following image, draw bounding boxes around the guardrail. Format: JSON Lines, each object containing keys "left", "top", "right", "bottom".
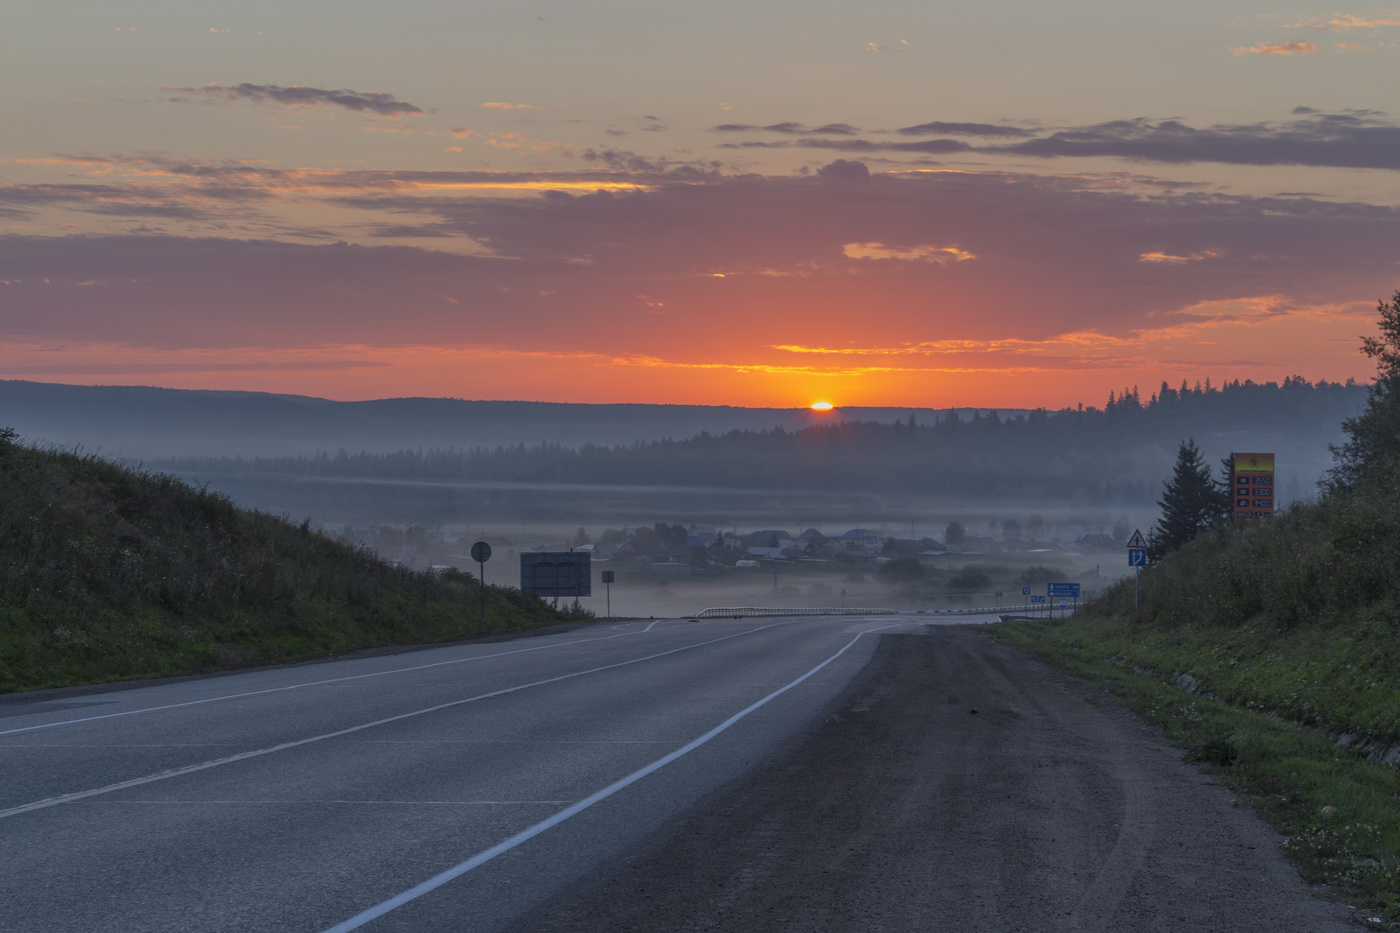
{"left": 694, "top": 606, "right": 894, "bottom": 618}
{"left": 693, "top": 604, "right": 1064, "bottom": 619}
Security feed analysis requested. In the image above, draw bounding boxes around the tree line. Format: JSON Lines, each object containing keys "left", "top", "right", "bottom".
{"left": 160, "top": 376, "right": 1364, "bottom": 504}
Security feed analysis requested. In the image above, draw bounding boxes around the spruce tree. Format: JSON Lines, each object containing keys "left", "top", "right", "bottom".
{"left": 1327, "top": 290, "right": 1400, "bottom": 491}
{"left": 1148, "top": 439, "right": 1223, "bottom": 560}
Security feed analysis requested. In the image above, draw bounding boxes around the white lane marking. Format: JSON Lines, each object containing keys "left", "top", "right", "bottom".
{"left": 0, "top": 621, "right": 696, "bottom": 737}
{"left": 320, "top": 622, "right": 906, "bottom": 933}
{"left": 0, "top": 621, "right": 797, "bottom": 821}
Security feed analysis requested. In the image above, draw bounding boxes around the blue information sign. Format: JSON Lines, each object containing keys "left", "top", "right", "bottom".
{"left": 1128, "top": 548, "right": 1147, "bottom": 567}
{"left": 1021, "top": 586, "right": 1031, "bottom": 596}
{"left": 1030, "top": 595, "right": 1046, "bottom": 604}
{"left": 1047, "top": 582, "right": 1080, "bottom": 599}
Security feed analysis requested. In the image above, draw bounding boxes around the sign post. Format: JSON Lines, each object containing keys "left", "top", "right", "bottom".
{"left": 601, "top": 569, "right": 615, "bottom": 619}
{"left": 1047, "top": 582, "right": 1080, "bottom": 619}
{"left": 1022, "top": 586, "right": 1030, "bottom": 613}
{"left": 1125, "top": 529, "right": 1147, "bottom": 611}
{"left": 470, "top": 541, "right": 492, "bottom": 632}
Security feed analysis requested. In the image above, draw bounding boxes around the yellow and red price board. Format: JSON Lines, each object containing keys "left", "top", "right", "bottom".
{"left": 1232, "top": 452, "right": 1275, "bottom": 520}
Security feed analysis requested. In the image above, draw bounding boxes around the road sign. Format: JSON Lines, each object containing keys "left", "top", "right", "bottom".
{"left": 1060, "top": 599, "right": 1067, "bottom": 609}
{"left": 1047, "top": 582, "right": 1080, "bottom": 599}
{"left": 1125, "top": 529, "right": 1147, "bottom": 549}
{"left": 1031, "top": 595, "right": 1046, "bottom": 604}
{"left": 600, "top": 570, "right": 615, "bottom": 584}
{"left": 1128, "top": 548, "right": 1147, "bottom": 567}
{"left": 469, "top": 541, "right": 492, "bottom": 632}
{"left": 1021, "top": 586, "right": 1031, "bottom": 596}
{"left": 521, "top": 551, "right": 592, "bottom": 597}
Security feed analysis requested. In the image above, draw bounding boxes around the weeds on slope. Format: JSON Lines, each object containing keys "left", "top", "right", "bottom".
{"left": 0, "top": 435, "right": 573, "bottom": 692}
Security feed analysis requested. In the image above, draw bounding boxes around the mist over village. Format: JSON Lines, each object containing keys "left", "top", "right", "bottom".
{"left": 6, "top": 2, "right": 1400, "bottom": 930}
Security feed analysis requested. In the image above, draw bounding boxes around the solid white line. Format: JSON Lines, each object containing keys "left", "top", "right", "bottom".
{"left": 0, "top": 621, "right": 794, "bottom": 821}
{"left": 0, "top": 622, "right": 690, "bottom": 737}
{"left": 319, "top": 622, "right": 905, "bottom": 933}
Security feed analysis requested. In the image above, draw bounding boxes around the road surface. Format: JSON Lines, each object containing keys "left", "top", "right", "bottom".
{"left": 0, "top": 617, "right": 1354, "bottom": 932}
{"left": 0, "top": 614, "right": 919, "bottom": 932}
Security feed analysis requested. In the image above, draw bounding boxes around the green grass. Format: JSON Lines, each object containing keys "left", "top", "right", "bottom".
{"left": 993, "top": 464, "right": 1400, "bottom": 924}
{"left": 0, "top": 437, "right": 575, "bottom": 693}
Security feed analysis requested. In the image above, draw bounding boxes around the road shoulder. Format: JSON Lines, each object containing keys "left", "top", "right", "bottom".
{"left": 504, "top": 627, "right": 1356, "bottom": 932}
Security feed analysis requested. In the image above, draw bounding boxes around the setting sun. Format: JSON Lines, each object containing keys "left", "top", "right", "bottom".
{"left": 810, "top": 401, "right": 834, "bottom": 411}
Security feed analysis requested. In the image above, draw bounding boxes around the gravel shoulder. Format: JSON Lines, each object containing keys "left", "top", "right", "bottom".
{"left": 505, "top": 627, "right": 1358, "bottom": 933}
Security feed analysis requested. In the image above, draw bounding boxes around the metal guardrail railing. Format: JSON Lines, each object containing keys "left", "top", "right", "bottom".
{"left": 693, "top": 604, "right": 1066, "bottom": 619}
{"left": 694, "top": 606, "right": 894, "bottom": 618}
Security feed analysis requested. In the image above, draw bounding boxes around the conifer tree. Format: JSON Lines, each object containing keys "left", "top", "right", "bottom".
{"left": 1148, "top": 439, "right": 1224, "bottom": 560}
{"left": 1328, "top": 290, "right": 1400, "bottom": 491}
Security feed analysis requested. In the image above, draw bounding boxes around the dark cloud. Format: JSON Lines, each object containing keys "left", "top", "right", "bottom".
{"left": 163, "top": 83, "right": 425, "bottom": 118}
{"left": 815, "top": 159, "right": 870, "bottom": 184}
{"left": 0, "top": 184, "right": 212, "bottom": 219}
{"left": 716, "top": 110, "right": 1400, "bottom": 170}
{"left": 994, "top": 111, "right": 1400, "bottom": 169}
{"left": 896, "top": 121, "right": 1035, "bottom": 137}
{"left": 723, "top": 137, "right": 973, "bottom": 155}
{"left": 714, "top": 122, "right": 860, "bottom": 135}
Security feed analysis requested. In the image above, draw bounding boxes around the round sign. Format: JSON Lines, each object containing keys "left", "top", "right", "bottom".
{"left": 470, "top": 541, "right": 492, "bottom": 563}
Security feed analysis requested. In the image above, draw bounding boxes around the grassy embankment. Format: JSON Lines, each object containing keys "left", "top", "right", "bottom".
{"left": 997, "top": 460, "right": 1400, "bottom": 924}
{"left": 0, "top": 434, "right": 573, "bottom": 693}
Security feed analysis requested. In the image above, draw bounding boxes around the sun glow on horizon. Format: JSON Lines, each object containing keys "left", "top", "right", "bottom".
{"left": 810, "top": 401, "right": 835, "bottom": 410}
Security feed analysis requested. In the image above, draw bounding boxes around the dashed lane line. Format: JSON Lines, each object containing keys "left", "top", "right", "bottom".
{"left": 0, "top": 618, "right": 681, "bottom": 737}
{"left": 0, "top": 620, "right": 798, "bottom": 821}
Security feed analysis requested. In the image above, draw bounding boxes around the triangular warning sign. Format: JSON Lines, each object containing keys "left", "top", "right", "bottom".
{"left": 1125, "top": 529, "right": 1147, "bottom": 549}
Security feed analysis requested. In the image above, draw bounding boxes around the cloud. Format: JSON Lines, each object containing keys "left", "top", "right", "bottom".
{"left": 5, "top": 165, "right": 1396, "bottom": 371}
{"left": 163, "top": 83, "right": 424, "bottom": 118}
{"left": 714, "top": 122, "right": 860, "bottom": 135}
{"left": 993, "top": 110, "right": 1400, "bottom": 169}
{"left": 896, "top": 121, "right": 1035, "bottom": 137}
{"left": 1138, "top": 249, "right": 1220, "bottom": 263}
{"left": 816, "top": 159, "right": 870, "bottom": 183}
{"left": 865, "top": 40, "right": 909, "bottom": 52}
{"left": 714, "top": 109, "right": 1400, "bottom": 169}
{"left": 1231, "top": 40, "right": 1319, "bottom": 55}
{"left": 479, "top": 102, "right": 541, "bottom": 110}
{"left": 844, "top": 242, "right": 976, "bottom": 263}
{"left": 1286, "top": 14, "right": 1400, "bottom": 30}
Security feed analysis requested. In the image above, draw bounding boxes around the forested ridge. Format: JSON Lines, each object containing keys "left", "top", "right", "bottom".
{"left": 163, "top": 376, "right": 1365, "bottom": 503}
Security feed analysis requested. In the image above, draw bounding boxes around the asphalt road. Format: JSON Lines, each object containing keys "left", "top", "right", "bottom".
{"left": 0, "top": 614, "right": 931, "bottom": 932}
{"left": 508, "top": 629, "right": 1358, "bottom": 933}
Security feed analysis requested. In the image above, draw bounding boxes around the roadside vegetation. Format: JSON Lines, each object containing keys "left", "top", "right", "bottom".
{"left": 0, "top": 432, "right": 572, "bottom": 693}
{"left": 999, "top": 291, "right": 1400, "bottom": 925}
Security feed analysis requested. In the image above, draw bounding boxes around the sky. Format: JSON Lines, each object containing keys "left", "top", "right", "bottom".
{"left": 3, "top": 0, "right": 1400, "bottom": 409}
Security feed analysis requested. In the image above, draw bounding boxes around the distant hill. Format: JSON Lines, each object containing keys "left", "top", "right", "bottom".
{"left": 0, "top": 380, "right": 1015, "bottom": 460}
{"left": 161, "top": 377, "right": 1370, "bottom": 506}
{"left": 0, "top": 431, "right": 567, "bottom": 693}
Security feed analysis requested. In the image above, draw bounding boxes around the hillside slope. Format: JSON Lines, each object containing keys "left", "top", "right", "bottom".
{"left": 998, "top": 458, "right": 1400, "bottom": 921}
{"left": 0, "top": 431, "right": 569, "bottom": 693}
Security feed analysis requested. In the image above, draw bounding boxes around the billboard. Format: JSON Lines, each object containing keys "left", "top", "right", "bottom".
{"left": 520, "top": 552, "right": 592, "bottom": 597}
{"left": 1232, "top": 452, "right": 1275, "bottom": 521}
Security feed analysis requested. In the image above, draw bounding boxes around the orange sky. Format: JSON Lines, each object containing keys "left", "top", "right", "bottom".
{"left": 4, "top": 5, "right": 1399, "bottom": 408}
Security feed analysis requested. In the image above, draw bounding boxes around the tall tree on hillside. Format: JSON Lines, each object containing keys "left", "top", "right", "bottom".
{"left": 1148, "top": 439, "right": 1225, "bottom": 560}
{"left": 1328, "top": 290, "right": 1400, "bottom": 491}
